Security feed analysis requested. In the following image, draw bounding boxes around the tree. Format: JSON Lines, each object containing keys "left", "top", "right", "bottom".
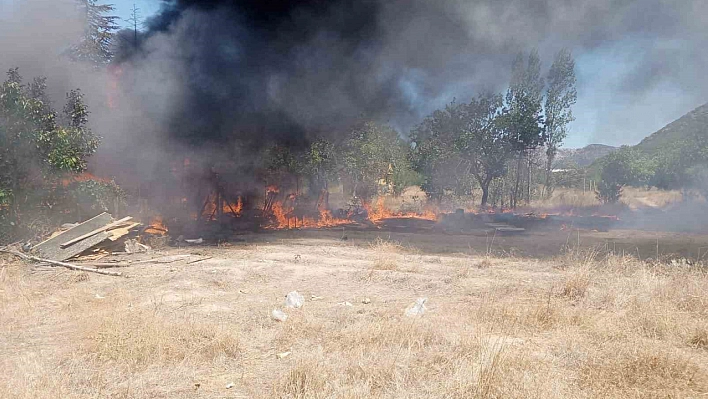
{"left": 457, "top": 93, "right": 511, "bottom": 207}
{"left": 68, "top": 0, "right": 120, "bottom": 65}
{"left": 504, "top": 50, "right": 545, "bottom": 207}
{"left": 303, "top": 139, "right": 337, "bottom": 192}
{"left": 338, "top": 122, "right": 407, "bottom": 201}
{"left": 127, "top": 3, "right": 142, "bottom": 47}
{"left": 410, "top": 101, "right": 473, "bottom": 201}
{"left": 596, "top": 147, "right": 652, "bottom": 203}
{"left": 0, "top": 69, "right": 100, "bottom": 226}
{"left": 543, "top": 49, "right": 577, "bottom": 198}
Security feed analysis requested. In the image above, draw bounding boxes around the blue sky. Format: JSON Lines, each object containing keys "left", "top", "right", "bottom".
{"left": 113, "top": 0, "right": 160, "bottom": 29}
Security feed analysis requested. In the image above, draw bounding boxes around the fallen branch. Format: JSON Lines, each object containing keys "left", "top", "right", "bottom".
{"left": 75, "top": 262, "right": 131, "bottom": 269}
{"left": 0, "top": 249, "right": 123, "bottom": 277}
{"left": 186, "top": 256, "right": 213, "bottom": 264}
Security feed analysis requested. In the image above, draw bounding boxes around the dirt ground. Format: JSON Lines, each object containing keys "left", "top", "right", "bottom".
{"left": 2, "top": 228, "right": 708, "bottom": 398}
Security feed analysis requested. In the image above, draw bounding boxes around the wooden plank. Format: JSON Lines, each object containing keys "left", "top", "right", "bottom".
{"left": 107, "top": 222, "right": 141, "bottom": 241}
{"left": 60, "top": 216, "right": 133, "bottom": 248}
{"left": 32, "top": 213, "right": 113, "bottom": 261}
{"left": 34, "top": 213, "right": 110, "bottom": 248}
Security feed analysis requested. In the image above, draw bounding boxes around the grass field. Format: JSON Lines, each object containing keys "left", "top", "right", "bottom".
{"left": 1, "top": 229, "right": 707, "bottom": 398}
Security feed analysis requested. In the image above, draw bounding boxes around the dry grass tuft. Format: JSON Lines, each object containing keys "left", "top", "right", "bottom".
{"left": 275, "top": 358, "right": 328, "bottom": 398}
{"left": 369, "top": 237, "right": 403, "bottom": 271}
{"left": 689, "top": 326, "right": 708, "bottom": 350}
{"left": 88, "top": 310, "right": 241, "bottom": 367}
{"left": 560, "top": 266, "right": 592, "bottom": 301}
{"left": 370, "top": 257, "right": 398, "bottom": 271}
{"left": 579, "top": 345, "right": 707, "bottom": 396}
{"left": 368, "top": 237, "right": 403, "bottom": 253}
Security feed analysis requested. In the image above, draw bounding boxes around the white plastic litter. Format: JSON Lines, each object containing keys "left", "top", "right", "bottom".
{"left": 272, "top": 309, "right": 288, "bottom": 322}
{"left": 285, "top": 291, "right": 305, "bottom": 308}
{"left": 405, "top": 297, "right": 428, "bottom": 317}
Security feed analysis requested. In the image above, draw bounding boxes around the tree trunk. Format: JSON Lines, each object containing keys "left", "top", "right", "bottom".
{"left": 544, "top": 150, "right": 555, "bottom": 199}
{"left": 480, "top": 181, "right": 490, "bottom": 207}
{"left": 512, "top": 152, "right": 524, "bottom": 208}
{"left": 526, "top": 156, "right": 532, "bottom": 204}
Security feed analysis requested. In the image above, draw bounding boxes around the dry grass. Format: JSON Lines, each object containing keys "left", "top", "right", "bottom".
{"left": 532, "top": 187, "right": 684, "bottom": 214}
{"left": 369, "top": 237, "right": 403, "bottom": 271}
{"left": 1, "top": 236, "right": 708, "bottom": 398}
{"left": 89, "top": 310, "right": 241, "bottom": 367}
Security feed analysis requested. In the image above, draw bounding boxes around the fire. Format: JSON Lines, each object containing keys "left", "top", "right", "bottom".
{"left": 145, "top": 216, "right": 168, "bottom": 235}
{"left": 202, "top": 195, "right": 243, "bottom": 220}
{"left": 265, "top": 190, "right": 351, "bottom": 229}
{"left": 264, "top": 191, "right": 438, "bottom": 230}
{"left": 364, "top": 197, "right": 437, "bottom": 224}
{"left": 107, "top": 65, "right": 123, "bottom": 109}
{"left": 61, "top": 172, "right": 111, "bottom": 187}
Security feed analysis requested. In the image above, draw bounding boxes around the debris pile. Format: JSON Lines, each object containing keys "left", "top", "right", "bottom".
{"left": 31, "top": 212, "right": 143, "bottom": 262}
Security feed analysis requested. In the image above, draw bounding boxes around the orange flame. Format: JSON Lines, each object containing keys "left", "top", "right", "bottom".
{"left": 145, "top": 216, "right": 168, "bottom": 235}
{"left": 60, "top": 172, "right": 111, "bottom": 187}
{"left": 202, "top": 195, "right": 243, "bottom": 220}
{"left": 364, "top": 197, "right": 437, "bottom": 224}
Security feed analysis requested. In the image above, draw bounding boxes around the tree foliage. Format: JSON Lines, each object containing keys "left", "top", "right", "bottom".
{"left": 410, "top": 101, "right": 473, "bottom": 199}
{"left": 543, "top": 49, "right": 577, "bottom": 196}
{"left": 68, "top": 0, "right": 120, "bottom": 65}
{"left": 505, "top": 50, "right": 545, "bottom": 153}
{"left": 596, "top": 147, "right": 652, "bottom": 203}
{"left": 411, "top": 49, "right": 578, "bottom": 208}
{"left": 457, "top": 93, "right": 511, "bottom": 206}
{"left": 339, "top": 122, "right": 408, "bottom": 200}
{"left": 0, "top": 69, "right": 100, "bottom": 225}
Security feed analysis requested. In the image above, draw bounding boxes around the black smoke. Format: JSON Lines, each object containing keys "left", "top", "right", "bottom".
{"left": 109, "top": 0, "right": 707, "bottom": 153}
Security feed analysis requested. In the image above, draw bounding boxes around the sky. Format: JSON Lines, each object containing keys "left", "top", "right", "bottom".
{"left": 113, "top": 0, "right": 160, "bottom": 31}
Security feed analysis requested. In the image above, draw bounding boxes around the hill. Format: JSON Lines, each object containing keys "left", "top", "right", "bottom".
{"left": 555, "top": 144, "right": 618, "bottom": 168}
{"left": 635, "top": 103, "right": 708, "bottom": 153}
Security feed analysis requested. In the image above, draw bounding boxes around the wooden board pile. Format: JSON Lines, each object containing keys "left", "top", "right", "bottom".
{"left": 32, "top": 213, "right": 143, "bottom": 262}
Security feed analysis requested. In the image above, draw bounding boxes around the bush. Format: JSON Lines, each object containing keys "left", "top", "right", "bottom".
{"left": 596, "top": 147, "right": 652, "bottom": 203}
{"left": 61, "top": 179, "right": 126, "bottom": 218}
{"left": 595, "top": 179, "right": 623, "bottom": 204}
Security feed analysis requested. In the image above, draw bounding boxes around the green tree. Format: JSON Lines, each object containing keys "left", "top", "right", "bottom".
{"left": 339, "top": 122, "right": 407, "bottom": 201}
{"left": 303, "top": 139, "right": 338, "bottom": 193}
{"left": 543, "top": 49, "right": 577, "bottom": 197}
{"left": 596, "top": 147, "right": 652, "bottom": 203}
{"left": 410, "top": 101, "right": 472, "bottom": 200}
{"left": 457, "top": 93, "right": 511, "bottom": 207}
{"left": 504, "top": 50, "right": 545, "bottom": 207}
{"left": 68, "top": 0, "right": 119, "bottom": 65}
{"left": 0, "top": 69, "right": 100, "bottom": 226}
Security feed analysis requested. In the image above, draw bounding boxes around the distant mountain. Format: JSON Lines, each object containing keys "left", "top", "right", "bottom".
{"left": 635, "top": 103, "right": 708, "bottom": 153}
{"left": 555, "top": 144, "right": 618, "bottom": 168}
